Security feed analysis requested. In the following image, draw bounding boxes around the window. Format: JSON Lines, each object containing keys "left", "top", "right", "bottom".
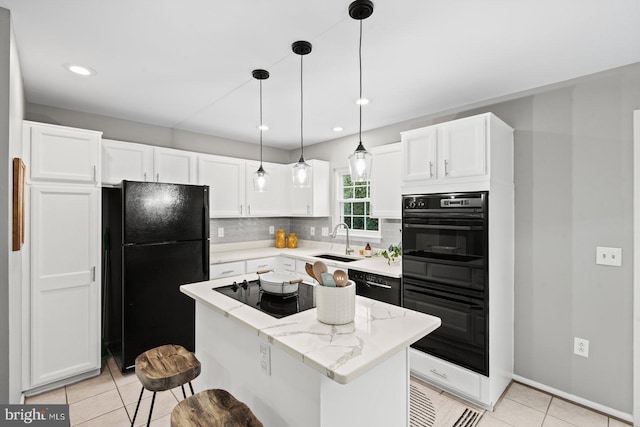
{"left": 335, "top": 170, "right": 380, "bottom": 239}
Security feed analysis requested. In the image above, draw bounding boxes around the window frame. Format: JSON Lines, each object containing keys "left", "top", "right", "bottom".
{"left": 333, "top": 168, "right": 381, "bottom": 242}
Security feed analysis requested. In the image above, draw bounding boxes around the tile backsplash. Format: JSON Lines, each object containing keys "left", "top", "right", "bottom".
{"left": 210, "top": 217, "right": 401, "bottom": 251}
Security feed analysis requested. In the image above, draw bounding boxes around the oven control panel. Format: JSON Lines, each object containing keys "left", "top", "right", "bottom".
{"left": 403, "top": 193, "right": 485, "bottom": 210}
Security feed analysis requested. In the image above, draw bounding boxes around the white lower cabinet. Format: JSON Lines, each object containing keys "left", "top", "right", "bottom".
{"left": 410, "top": 349, "right": 481, "bottom": 400}
{"left": 245, "top": 257, "right": 279, "bottom": 273}
{"left": 210, "top": 261, "right": 246, "bottom": 280}
{"left": 27, "top": 186, "right": 100, "bottom": 389}
{"left": 279, "top": 257, "right": 296, "bottom": 272}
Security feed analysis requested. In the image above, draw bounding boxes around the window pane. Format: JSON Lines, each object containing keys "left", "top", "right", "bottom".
{"left": 366, "top": 217, "right": 379, "bottom": 230}
{"left": 344, "top": 216, "right": 352, "bottom": 228}
{"left": 353, "top": 202, "right": 365, "bottom": 215}
{"left": 343, "top": 203, "right": 352, "bottom": 215}
{"left": 365, "top": 202, "right": 370, "bottom": 215}
{"left": 343, "top": 187, "right": 353, "bottom": 199}
{"left": 353, "top": 217, "right": 364, "bottom": 230}
{"left": 343, "top": 175, "right": 353, "bottom": 186}
{"left": 354, "top": 185, "right": 367, "bottom": 199}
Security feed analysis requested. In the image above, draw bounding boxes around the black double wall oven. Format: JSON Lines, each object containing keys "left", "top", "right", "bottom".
{"left": 402, "top": 192, "right": 489, "bottom": 376}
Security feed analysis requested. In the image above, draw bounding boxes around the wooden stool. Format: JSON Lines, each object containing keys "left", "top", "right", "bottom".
{"left": 131, "top": 344, "right": 201, "bottom": 427}
{"left": 170, "top": 389, "right": 263, "bottom": 427}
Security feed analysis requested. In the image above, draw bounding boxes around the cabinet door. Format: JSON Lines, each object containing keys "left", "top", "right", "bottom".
{"left": 198, "top": 155, "right": 245, "bottom": 217}
{"left": 26, "top": 122, "right": 100, "bottom": 184}
{"left": 102, "top": 139, "right": 153, "bottom": 185}
{"left": 29, "top": 186, "right": 100, "bottom": 387}
{"left": 153, "top": 147, "right": 197, "bottom": 184}
{"left": 401, "top": 127, "right": 437, "bottom": 183}
{"left": 210, "top": 261, "right": 245, "bottom": 279}
{"left": 439, "top": 116, "right": 486, "bottom": 179}
{"left": 245, "top": 161, "right": 284, "bottom": 216}
{"left": 289, "top": 159, "right": 331, "bottom": 217}
{"left": 370, "top": 143, "right": 401, "bottom": 219}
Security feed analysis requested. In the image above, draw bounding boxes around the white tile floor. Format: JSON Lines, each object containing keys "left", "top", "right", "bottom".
{"left": 24, "top": 357, "right": 632, "bottom": 427}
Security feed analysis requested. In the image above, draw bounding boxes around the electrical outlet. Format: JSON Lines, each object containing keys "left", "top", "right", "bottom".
{"left": 260, "top": 343, "right": 271, "bottom": 375}
{"left": 269, "top": 226, "right": 275, "bottom": 234}
{"left": 574, "top": 337, "right": 589, "bottom": 358}
{"left": 217, "top": 227, "right": 224, "bottom": 238}
{"left": 310, "top": 226, "right": 315, "bottom": 236}
{"left": 322, "top": 227, "right": 329, "bottom": 237}
{"left": 596, "top": 246, "right": 622, "bottom": 266}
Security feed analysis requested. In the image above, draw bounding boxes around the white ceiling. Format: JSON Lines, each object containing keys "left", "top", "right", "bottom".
{"left": 2, "top": 0, "right": 640, "bottom": 150}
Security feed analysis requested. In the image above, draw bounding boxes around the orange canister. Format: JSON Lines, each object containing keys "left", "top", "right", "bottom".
{"left": 275, "top": 229, "right": 286, "bottom": 248}
{"left": 287, "top": 233, "right": 298, "bottom": 248}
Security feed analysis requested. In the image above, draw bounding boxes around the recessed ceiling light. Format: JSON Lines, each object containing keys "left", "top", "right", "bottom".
{"left": 355, "top": 98, "right": 369, "bottom": 105}
{"left": 64, "top": 63, "right": 96, "bottom": 76}
{"left": 333, "top": 126, "right": 344, "bottom": 132}
{"left": 258, "top": 125, "right": 269, "bottom": 131}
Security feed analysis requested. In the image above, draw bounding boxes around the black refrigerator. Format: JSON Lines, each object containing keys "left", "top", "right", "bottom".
{"left": 103, "top": 181, "right": 210, "bottom": 372}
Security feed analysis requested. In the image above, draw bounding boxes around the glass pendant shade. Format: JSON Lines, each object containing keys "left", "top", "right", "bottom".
{"left": 292, "top": 156, "right": 312, "bottom": 188}
{"left": 253, "top": 165, "right": 270, "bottom": 192}
{"left": 349, "top": 141, "right": 373, "bottom": 182}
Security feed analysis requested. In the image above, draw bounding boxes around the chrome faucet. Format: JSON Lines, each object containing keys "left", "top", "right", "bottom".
{"left": 330, "top": 222, "right": 354, "bottom": 255}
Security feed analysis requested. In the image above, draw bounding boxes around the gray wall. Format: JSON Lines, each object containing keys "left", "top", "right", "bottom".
{"left": 21, "top": 58, "right": 640, "bottom": 413}
{"left": 1, "top": 6, "right": 26, "bottom": 404}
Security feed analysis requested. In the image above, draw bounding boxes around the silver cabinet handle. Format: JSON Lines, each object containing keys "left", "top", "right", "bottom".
{"left": 240, "top": 205, "right": 243, "bottom": 215}
{"left": 91, "top": 266, "right": 96, "bottom": 282}
{"left": 144, "top": 172, "right": 147, "bottom": 181}
{"left": 430, "top": 369, "right": 448, "bottom": 379}
{"left": 222, "top": 270, "right": 234, "bottom": 275}
{"left": 93, "top": 165, "right": 97, "bottom": 181}
{"left": 444, "top": 160, "right": 449, "bottom": 176}
{"left": 307, "top": 205, "right": 311, "bottom": 215}
{"left": 258, "top": 264, "right": 268, "bottom": 268}
{"left": 156, "top": 173, "right": 160, "bottom": 182}
{"left": 428, "top": 161, "right": 434, "bottom": 178}
{"left": 248, "top": 205, "right": 251, "bottom": 215}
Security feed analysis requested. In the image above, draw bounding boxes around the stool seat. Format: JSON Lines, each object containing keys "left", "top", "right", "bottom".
{"left": 135, "top": 344, "right": 201, "bottom": 392}
{"left": 170, "top": 389, "right": 263, "bottom": 427}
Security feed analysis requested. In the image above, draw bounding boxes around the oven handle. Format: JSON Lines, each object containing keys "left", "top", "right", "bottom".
{"left": 365, "top": 281, "right": 392, "bottom": 289}
{"left": 404, "top": 223, "right": 483, "bottom": 231}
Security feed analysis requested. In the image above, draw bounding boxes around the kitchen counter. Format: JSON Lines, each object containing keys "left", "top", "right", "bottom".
{"left": 209, "top": 241, "right": 402, "bottom": 278}
{"left": 180, "top": 274, "right": 440, "bottom": 427}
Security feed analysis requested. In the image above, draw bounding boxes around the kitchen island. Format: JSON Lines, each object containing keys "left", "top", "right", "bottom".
{"left": 181, "top": 274, "right": 440, "bottom": 427}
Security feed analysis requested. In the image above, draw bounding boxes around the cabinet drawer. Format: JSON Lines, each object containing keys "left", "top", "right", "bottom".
{"left": 410, "top": 350, "right": 481, "bottom": 399}
{"left": 210, "top": 261, "right": 245, "bottom": 279}
{"left": 280, "top": 257, "right": 296, "bottom": 272}
{"left": 246, "top": 257, "right": 278, "bottom": 273}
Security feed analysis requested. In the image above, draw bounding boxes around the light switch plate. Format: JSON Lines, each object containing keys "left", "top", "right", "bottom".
{"left": 322, "top": 227, "right": 329, "bottom": 237}
{"left": 310, "top": 226, "right": 315, "bottom": 236}
{"left": 269, "top": 226, "right": 275, "bottom": 234}
{"left": 596, "top": 246, "right": 622, "bottom": 266}
{"left": 217, "top": 227, "right": 224, "bottom": 238}
{"left": 574, "top": 337, "right": 589, "bottom": 357}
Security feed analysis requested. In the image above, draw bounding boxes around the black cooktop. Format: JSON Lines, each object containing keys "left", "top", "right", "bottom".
{"left": 214, "top": 279, "right": 316, "bottom": 319}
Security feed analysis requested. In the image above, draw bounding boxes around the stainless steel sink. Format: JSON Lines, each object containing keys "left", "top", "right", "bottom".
{"left": 313, "top": 253, "right": 360, "bottom": 263}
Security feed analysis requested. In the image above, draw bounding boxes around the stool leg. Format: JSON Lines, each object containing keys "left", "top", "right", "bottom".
{"left": 130, "top": 387, "right": 144, "bottom": 427}
{"left": 188, "top": 381, "right": 194, "bottom": 396}
{"left": 146, "top": 392, "right": 156, "bottom": 427}
{"left": 181, "top": 384, "right": 186, "bottom": 399}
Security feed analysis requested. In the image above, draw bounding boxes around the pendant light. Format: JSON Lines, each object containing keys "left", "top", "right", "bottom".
{"left": 252, "top": 69, "right": 270, "bottom": 192}
{"left": 291, "top": 40, "right": 312, "bottom": 188}
{"left": 348, "top": 0, "right": 374, "bottom": 182}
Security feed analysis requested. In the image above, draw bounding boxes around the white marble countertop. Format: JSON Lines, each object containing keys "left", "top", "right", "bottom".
{"left": 209, "top": 241, "right": 402, "bottom": 278}
{"left": 181, "top": 273, "right": 440, "bottom": 384}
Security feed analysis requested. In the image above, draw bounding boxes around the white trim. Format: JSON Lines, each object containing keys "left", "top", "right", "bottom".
{"left": 333, "top": 168, "right": 382, "bottom": 240}
{"left": 512, "top": 375, "right": 633, "bottom": 423}
{"left": 633, "top": 110, "right": 640, "bottom": 427}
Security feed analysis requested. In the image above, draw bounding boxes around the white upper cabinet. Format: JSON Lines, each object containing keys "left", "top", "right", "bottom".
{"left": 438, "top": 116, "right": 486, "bottom": 179}
{"left": 245, "top": 161, "right": 285, "bottom": 216}
{"left": 101, "top": 139, "right": 153, "bottom": 185}
{"left": 401, "top": 113, "right": 513, "bottom": 193}
{"left": 153, "top": 147, "right": 197, "bottom": 184}
{"left": 288, "top": 159, "right": 331, "bottom": 217}
{"left": 24, "top": 121, "right": 101, "bottom": 185}
{"left": 370, "top": 143, "right": 402, "bottom": 219}
{"left": 402, "top": 126, "right": 437, "bottom": 183}
{"left": 197, "top": 154, "right": 246, "bottom": 217}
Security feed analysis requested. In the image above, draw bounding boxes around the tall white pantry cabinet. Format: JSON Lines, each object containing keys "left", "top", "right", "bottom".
{"left": 22, "top": 121, "right": 102, "bottom": 393}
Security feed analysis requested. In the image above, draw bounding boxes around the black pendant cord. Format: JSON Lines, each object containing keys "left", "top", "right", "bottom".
{"left": 300, "top": 53, "right": 304, "bottom": 161}
{"left": 259, "top": 79, "right": 264, "bottom": 167}
{"left": 358, "top": 18, "right": 363, "bottom": 144}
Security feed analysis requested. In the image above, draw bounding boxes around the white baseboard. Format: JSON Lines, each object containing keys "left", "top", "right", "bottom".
{"left": 512, "top": 375, "right": 633, "bottom": 423}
